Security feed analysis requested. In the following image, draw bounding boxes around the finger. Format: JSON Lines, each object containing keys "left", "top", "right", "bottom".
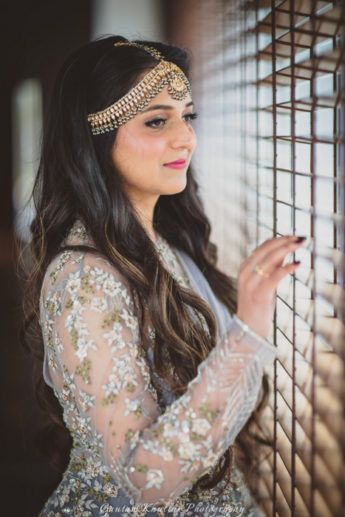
{"left": 266, "top": 260, "right": 301, "bottom": 286}
{"left": 243, "top": 235, "right": 296, "bottom": 266}
{"left": 253, "top": 239, "right": 305, "bottom": 275}
{"left": 242, "top": 235, "right": 297, "bottom": 272}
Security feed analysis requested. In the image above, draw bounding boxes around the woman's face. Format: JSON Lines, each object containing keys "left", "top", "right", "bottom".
{"left": 111, "top": 85, "right": 197, "bottom": 201}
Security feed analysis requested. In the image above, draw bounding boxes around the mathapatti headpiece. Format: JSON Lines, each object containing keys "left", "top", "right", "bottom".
{"left": 87, "top": 41, "right": 192, "bottom": 135}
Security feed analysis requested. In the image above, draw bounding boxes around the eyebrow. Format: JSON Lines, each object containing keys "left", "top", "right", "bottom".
{"left": 141, "top": 101, "right": 194, "bottom": 113}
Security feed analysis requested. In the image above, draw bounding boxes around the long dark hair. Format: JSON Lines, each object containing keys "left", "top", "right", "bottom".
{"left": 19, "top": 35, "right": 272, "bottom": 501}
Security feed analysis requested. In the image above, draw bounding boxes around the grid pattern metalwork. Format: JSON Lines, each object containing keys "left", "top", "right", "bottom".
{"left": 184, "top": 0, "right": 345, "bottom": 514}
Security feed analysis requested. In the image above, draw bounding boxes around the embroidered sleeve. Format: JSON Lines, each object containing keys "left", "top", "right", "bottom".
{"left": 40, "top": 251, "right": 277, "bottom": 505}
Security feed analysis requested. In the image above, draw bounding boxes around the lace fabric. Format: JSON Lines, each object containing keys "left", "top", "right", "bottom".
{"left": 38, "top": 220, "right": 277, "bottom": 516}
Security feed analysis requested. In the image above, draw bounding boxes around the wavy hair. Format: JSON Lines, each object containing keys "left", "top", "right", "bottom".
{"left": 19, "top": 35, "right": 272, "bottom": 502}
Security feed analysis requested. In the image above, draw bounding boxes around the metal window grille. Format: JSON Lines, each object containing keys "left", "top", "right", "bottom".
{"left": 169, "top": 0, "right": 345, "bottom": 514}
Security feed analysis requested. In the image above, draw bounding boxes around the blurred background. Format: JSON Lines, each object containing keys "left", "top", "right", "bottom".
{"left": 1, "top": 0, "right": 344, "bottom": 515}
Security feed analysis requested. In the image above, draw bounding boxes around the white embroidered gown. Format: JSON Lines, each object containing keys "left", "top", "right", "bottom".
{"left": 38, "top": 220, "right": 277, "bottom": 516}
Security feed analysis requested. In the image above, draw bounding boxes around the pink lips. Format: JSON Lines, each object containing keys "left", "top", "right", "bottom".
{"left": 163, "top": 159, "right": 187, "bottom": 169}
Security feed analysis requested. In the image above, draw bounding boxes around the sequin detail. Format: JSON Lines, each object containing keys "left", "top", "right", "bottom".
{"left": 39, "top": 220, "right": 276, "bottom": 516}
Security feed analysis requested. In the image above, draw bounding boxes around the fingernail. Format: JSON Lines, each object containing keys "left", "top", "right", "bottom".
{"left": 294, "top": 236, "right": 306, "bottom": 243}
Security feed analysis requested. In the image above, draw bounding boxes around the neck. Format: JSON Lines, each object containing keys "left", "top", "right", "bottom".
{"left": 128, "top": 192, "right": 159, "bottom": 243}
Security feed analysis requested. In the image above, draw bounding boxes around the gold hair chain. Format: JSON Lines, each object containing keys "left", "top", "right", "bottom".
{"left": 87, "top": 41, "right": 192, "bottom": 135}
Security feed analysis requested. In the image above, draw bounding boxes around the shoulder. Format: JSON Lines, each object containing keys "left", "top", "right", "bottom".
{"left": 41, "top": 219, "right": 129, "bottom": 294}
{"left": 40, "top": 249, "right": 134, "bottom": 312}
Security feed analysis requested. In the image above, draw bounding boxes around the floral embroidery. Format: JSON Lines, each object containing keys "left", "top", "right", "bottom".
{"left": 145, "top": 469, "right": 164, "bottom": 490}
{"left": 75, "top": 358, "right": 92, "bottom": 385}
{"left": 78, "top": 389, "right": 96, "bottom": 412}
{"left": 38, "top": 219, "right": 276, "bottom": 516}
{"left": 48, "top": 250, "right": 74, "bottom": 285}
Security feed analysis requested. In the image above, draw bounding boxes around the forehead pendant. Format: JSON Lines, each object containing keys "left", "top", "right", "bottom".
{"left": 87, "top": 41, "right": 192, "bottom": 135}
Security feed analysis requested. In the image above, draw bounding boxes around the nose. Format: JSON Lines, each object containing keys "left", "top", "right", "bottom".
{"left": 170, "top": 118, "right": 196, "bottom": 152}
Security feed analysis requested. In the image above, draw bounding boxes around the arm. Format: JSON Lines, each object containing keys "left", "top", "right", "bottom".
{"left": 40, "top": 252, "right": 277, "bottom": 505}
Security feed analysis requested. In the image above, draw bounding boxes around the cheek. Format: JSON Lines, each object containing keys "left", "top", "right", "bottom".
{"left": 112, "top": 130, "right": 168, "bottom": 191}
{"left": 192, "top": 132, "right": 197, "bottom": 150}
{"left": 120, "top": 130, "right": 165, "bottom": 163}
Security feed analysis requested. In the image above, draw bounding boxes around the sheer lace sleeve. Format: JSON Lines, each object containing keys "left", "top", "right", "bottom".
{"left": 40, "top": 251, "right": 277, "bottom": 505}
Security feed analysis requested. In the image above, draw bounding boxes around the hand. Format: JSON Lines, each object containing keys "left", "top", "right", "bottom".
{"left": 236, "top": 235, "right": 306, "bottom": 339}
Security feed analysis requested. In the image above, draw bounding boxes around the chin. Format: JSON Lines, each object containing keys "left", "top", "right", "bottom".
{"left": 162, "top": 180, "right": 187, "bottom": 195}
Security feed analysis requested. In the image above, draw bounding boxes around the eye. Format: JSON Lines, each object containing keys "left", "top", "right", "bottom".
{"left": 145, "top": 117, "right": 166, "bottom": 129}
{"left": 144, "top": 112, "right": 199, "bottom": 129}
{"left": 184, "top": 112, "right": 198, "bottom": 123}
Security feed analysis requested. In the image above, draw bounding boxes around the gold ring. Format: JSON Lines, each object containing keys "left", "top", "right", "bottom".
{"left": 252, "top": 265, "right": 270, "bottom": 278}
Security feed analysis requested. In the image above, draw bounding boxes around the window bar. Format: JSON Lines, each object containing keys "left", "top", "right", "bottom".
{"left": 221, "top": 0, "right": 226, "bottom": 256}
{"left": 334, "top": 8, "right": 344, "bottom": 313}
{"left": 270, "top": 0, "right": 278, "bottom": 514}
{"left": 255, "top": 0, "right": 260, "bottom": 247}
{"left": 331, "top": 9, "right": 343, "bottom": 516}
{"left": 310, "top": 2, "right": 317, "bottom": 513}
{"left": 289, "top": 0, "right": 297, "bottom": 513}
{"left": 339, "top": 6, "right": 345, "bottom": 513}
{"left": 242, "top": 3, "right": 250, "bottom": 248}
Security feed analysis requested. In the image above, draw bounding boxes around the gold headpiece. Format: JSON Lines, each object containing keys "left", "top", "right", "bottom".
{"left": 87, "top": 41, "right": 192, "bottom": 135}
